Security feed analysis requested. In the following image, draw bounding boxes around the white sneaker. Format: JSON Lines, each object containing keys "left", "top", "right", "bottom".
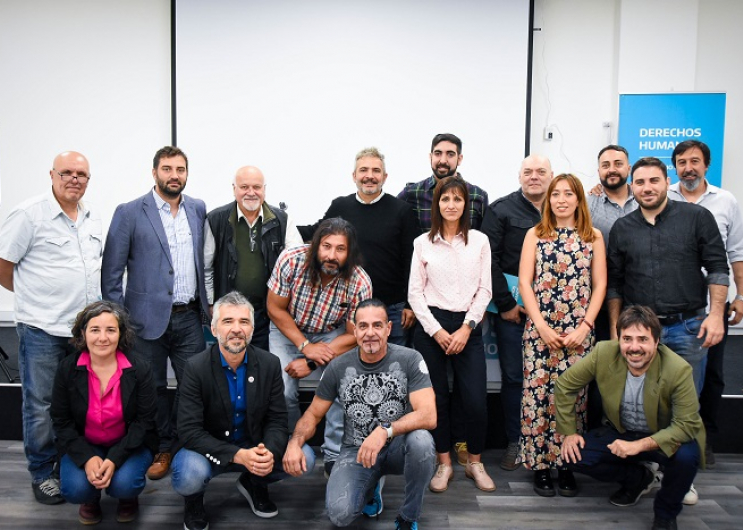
{"left": 683, "top": 484, "right": 698, "bottom": 505}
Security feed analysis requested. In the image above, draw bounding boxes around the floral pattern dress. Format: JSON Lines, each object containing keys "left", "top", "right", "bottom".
{"left": 518, "top": 227, "right": 594, "bottom": 470}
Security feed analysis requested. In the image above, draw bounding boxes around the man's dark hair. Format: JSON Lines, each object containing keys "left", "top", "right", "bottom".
{"left": 672, "top": 140, "right": 711, "bottom": 168}
{"left": 597, "top": 144, "right": 629, "bottom": 161}
{"left": 631, "top": 157, "right": 667, "bottom": 180}
{"left": 429, "top": 176, "right": 471, "bottom": 244}
{"left": 153, "top": 146, "right": 189, "bottom": 170}
{"left": 305, "top": 217, "right": 362, "bottom": 284}
{"left": 431, "top": 133, "right": 462, "bottom": 155}
{"left": 616, "top": 305, "right": 662, "bottom": 342}
{"left": 70, "top": 301, "right": 136, "bottom": 354}
{"left": 354, "top": 298, "right": 388, "bottom": 322}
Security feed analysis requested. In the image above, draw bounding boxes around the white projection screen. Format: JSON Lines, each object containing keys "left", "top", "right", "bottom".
{"left": 175, "top": 0, "right": 532, "bottom": 223}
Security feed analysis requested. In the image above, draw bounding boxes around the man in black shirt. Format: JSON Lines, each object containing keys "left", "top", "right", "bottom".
{"left": 480, "top": 154, "right": 553, "bottom": 471}
{"left": 607, "top": 157, "right": 729, "bottom": 396}
{"left": 299, "top": 147, "right": 420, "bottom": 346}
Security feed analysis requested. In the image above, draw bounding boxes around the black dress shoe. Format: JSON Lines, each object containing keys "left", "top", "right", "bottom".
{"left": 557, "top": 468, "right": 578, "bottom": 497}
{"left": 533, "top": 469, "right": 556, "bottom": 497}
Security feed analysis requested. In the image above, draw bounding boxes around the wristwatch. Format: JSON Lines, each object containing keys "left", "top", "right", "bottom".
{"left": 735, "top": 294, "right": 743, "bottom": 303}
{"left": 380, "top": 421, "right": 394, "bottom": 441}
{"left": 464, "top": 319, "right": 476, "bottom": 329}
{"left": 305, "top": 358, "right": 317, "bottom": 371}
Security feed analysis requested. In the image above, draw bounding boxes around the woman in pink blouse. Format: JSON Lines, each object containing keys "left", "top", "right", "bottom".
{"left": 51, "top": 301, "right": 158, "bottom": 525}
{"left": 408, "top": 176, "right": 494, "bottom": 494}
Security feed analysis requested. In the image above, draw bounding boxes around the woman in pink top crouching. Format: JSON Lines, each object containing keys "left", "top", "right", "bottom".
{"left": 51, "top": 301, "right": 158, "bottom": 525}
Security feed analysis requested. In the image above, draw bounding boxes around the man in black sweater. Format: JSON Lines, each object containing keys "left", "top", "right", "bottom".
{"left": 480, "top": 154, "right": 553, "bottom": 472}
{"left": 299, "top": 147, "right": 420, "bottom": 346}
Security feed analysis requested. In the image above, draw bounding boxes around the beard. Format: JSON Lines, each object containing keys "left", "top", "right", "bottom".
{"left": 217, "top": 331, "right": 252, "bottom": 354}
{"left": 320, "top": 260, "right": 342, "bottom": 276}
{"left": 679, "top": 174, "right": 703, "bottom": 192}
{"left": 433, "top": 164, "right": 457, "bottom": 178}
{"left": 157, "top": 179, "right": 185, "bottom": 198}
{"left": 600, "top": 172, "right": 628, "bottom": 191}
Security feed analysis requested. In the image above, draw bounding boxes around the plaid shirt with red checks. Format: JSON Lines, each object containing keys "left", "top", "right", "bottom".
{"left": 267, "top": 245, "right": 373, "bottom": 334}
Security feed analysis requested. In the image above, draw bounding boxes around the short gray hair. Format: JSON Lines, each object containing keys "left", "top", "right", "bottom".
{"left": 354, "top": 147, "right": 386, "bottom": 173}
{"left": 211, "top": 291, "right": 254, "bottom": 328}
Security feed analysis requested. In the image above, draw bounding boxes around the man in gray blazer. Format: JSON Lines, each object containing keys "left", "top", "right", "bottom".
{"left": 102, "top": 146, "right": 208, "bottom": 480}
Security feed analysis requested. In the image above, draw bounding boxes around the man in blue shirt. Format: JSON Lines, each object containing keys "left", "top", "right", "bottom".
{"left": 171, "top": 291, "right": 314, "bottom": 530}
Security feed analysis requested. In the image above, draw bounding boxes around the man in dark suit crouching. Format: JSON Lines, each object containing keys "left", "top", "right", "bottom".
{"left": 171, "top": 291, "right": 314, "bottom": 530}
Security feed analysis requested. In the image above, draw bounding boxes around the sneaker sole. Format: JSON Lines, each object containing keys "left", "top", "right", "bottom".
{"left": 236, "top": 479, "right": 279, "bottom": 519}
{"left": 183, "top": 523, "right": 209, "bottom": 530}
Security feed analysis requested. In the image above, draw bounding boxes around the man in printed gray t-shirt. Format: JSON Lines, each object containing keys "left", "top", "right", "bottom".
{"left": 282, "top": 298, "right": 436, "bottom": 530}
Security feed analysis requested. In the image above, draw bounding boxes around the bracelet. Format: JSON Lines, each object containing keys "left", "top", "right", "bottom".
{"left": 298, "top": 339, "right": 310, "bottom": 352}
{"left": 735, "top": 294, "right": 743, "bottom": 303}
{"left": 581, "top": 319, "right": 595, "bottom": 331}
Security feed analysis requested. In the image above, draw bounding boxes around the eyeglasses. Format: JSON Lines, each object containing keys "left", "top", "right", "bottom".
{"left": 54, "top": 169, "right": 90, "bottom": 183}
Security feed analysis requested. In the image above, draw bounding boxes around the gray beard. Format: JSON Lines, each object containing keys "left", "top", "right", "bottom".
{"left": 679, "top": 177, "right": 702, "bottom": 192}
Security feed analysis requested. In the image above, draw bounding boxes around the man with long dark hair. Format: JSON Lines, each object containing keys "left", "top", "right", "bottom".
{"left": 267, "top": 217, "right": 372, "bottom": 474}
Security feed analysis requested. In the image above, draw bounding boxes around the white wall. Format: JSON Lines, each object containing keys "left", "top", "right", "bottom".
{"left": 0, "top": 0, "right": 172, "bottom": 321}
{"left": 175, "top": 0, "right": 531, "bottom": 224}
{"left": 530, "top": 0, "right": 743, "bottom": 195}
{"left": 529, "top": 0, "right": 743, "bottom": 333}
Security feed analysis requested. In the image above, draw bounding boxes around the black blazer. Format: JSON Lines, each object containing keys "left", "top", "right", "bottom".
{"left": 50, "top": 351, "right": 158, "bottom": 469}
{"left": 175, "top": 344, "right": 288, "bottom": 468}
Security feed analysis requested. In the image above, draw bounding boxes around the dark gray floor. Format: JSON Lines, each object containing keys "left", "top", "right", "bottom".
{"left": 0, "top": 441, "right": 741, "bottom": 529}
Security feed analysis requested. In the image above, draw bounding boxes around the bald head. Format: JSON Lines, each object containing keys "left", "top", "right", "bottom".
{"left": 519, "top": 154, "right": 553, "bottom": 203}
{"left": 50, "top": 151, "right": 90, "bottom": 211}
{"left": 233, "top": 166, "right": 266, "bottom": 215}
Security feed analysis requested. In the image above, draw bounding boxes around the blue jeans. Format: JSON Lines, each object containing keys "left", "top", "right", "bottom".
{"left": 387, "top": 301, "right": 412, "bottom": 347}
{"left": 568, "top": 426, "right": 699, "bottom": 521}
{"left": 493, "top": 313, "right": 525, "bottom": 444}
{"left": 17, "top": 323, "right": 75, "bottom": 483}
{"left": 326, "top": 430, "right": 435, "bottom": 526}
{"left": 60, "top": 446, "right": 152, "bottom": 503}
{"left": 268, "top": 323, "right": 345, "bottom": 462}
{"left": 135, "top": 308, "right": 205, "bottom": 451}
{"left": 661, "top": 316, "right": 707, "bottom": 396}
{"left": 171, "top": 444, "right": 315, "bottom": 496}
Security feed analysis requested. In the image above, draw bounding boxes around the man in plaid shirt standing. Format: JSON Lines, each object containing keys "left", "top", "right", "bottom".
{"left": 267, "top": 217, "right": 372, "bottom": 474}
{"left": 397, "top": 133, "right": 489, "bottom": 231}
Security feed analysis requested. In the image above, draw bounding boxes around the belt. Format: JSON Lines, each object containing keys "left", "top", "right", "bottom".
{"left": 172, "top": 299, "right": 200, "bottom": 314}
{"left": 656, "top": 308, "right": 705, "bottom": 325}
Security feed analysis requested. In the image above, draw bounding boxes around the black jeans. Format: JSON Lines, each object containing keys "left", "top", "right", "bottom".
{"left": 414, "top": 307, "right": 488, "bottom": 455}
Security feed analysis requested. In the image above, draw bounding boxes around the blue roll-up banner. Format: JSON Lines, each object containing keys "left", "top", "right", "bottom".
{"left": 618, "top": 93, "right": 726, "bottom": 186}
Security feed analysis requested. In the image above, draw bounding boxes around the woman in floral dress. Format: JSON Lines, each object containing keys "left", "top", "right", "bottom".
{"left": 517, "top": 174, "right": 606, "bottom": 497}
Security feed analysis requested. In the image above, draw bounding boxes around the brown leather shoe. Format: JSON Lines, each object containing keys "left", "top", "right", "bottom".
{"left": 146, "top": 452, "right": 172, "bottom": 480}
{"left": 78, "top": 500, "right": 102, "bottom": 525}
{"left": 116, "top": 497, "right": 139, "bottom": 523}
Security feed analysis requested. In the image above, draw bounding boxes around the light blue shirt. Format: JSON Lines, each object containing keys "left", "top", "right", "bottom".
{"left": 0, "top": 190, "right": 102, "bottom": 336}
{"left": 151, "top": 189, "right": 197, "bottom": 304}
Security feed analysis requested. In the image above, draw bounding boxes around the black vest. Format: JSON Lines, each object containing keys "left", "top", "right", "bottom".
{"left": 206, "top": 202, "right": 288, "bottom": 302}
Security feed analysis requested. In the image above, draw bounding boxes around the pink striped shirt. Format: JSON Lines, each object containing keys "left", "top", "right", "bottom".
{"left": 408, "top": 229, "right": 492, "bottom": 336}
{"left": 78, "top": 350, "right": 131, "bottom": 446}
